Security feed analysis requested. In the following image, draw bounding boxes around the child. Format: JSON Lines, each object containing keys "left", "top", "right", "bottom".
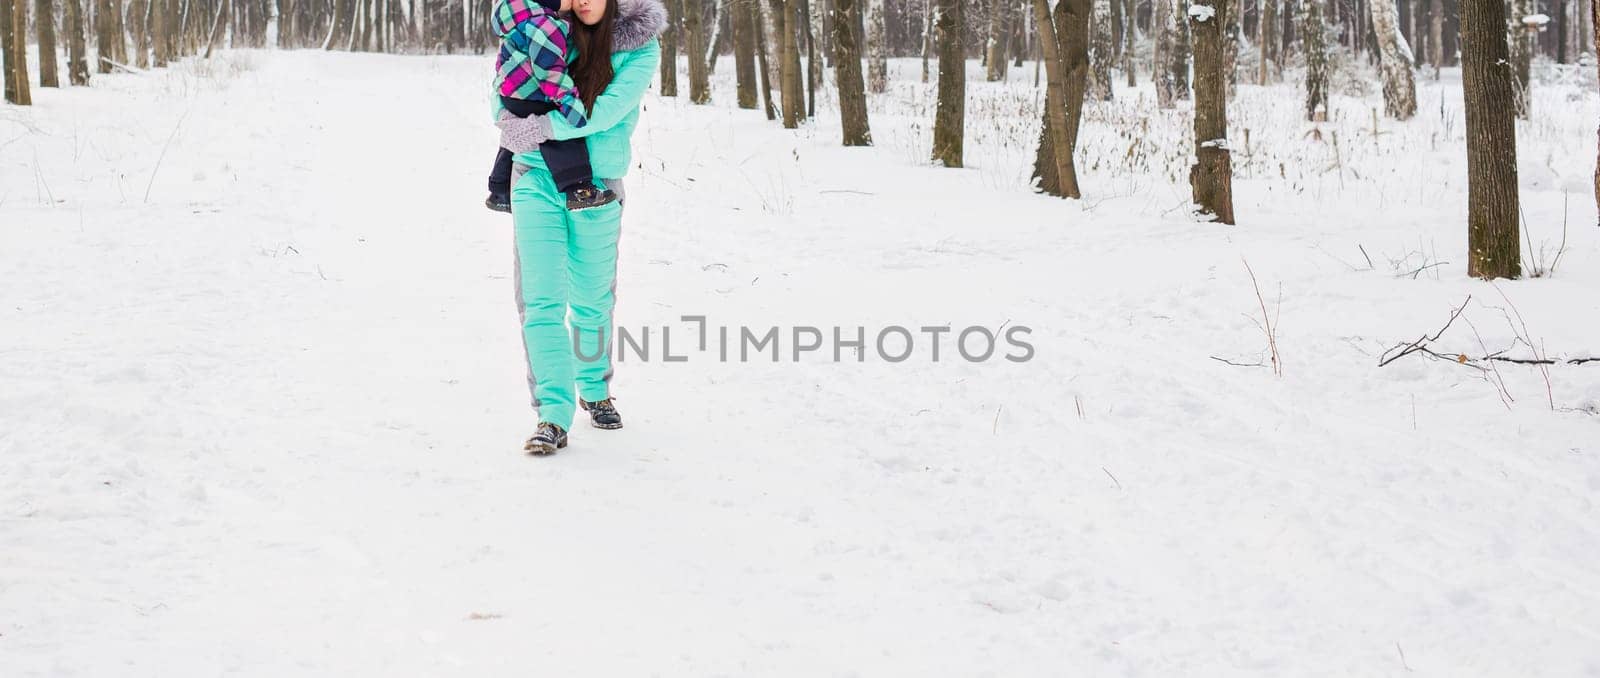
{"left": 486, "top": 0, "right": 617, "bottom": 213}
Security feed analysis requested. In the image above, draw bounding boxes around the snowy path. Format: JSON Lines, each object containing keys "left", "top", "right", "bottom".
{"left": 3, "top": 52, "right": 1599, "bottom": 676}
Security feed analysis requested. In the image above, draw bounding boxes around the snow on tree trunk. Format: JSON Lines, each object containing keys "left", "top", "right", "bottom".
{"left": 1461, "top": 0, "right": 1522, "bottom": 278}
{"left": 833, "top": 0, "right": 871, "bottom": 145}
{"left": 1189, "top": 0, "right": 1234, "bottom": 224}
{"left": 1089, "top": 0, "right": 1114, "bottom": 99}
{"left": 931, "top": 0, "right": 964, "bottom": 166}
{"left": 1593, "top": 0, "right": 1599, "bottom": 225}
{"left": 1368, "top": 0, "right": 1416, "bottom": 119}
{"left": 1302, "top": 0, "right": 1329, "bottom": 120}
{"left": 865, "top": 0, "right": 886, "bottom": 92}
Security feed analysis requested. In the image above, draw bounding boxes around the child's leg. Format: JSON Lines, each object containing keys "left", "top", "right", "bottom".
{"left": 488, "top": 147, "right": 516, "bottom": 195}
{"left": 538, "top": 138, "right": 598, "bottom": 194}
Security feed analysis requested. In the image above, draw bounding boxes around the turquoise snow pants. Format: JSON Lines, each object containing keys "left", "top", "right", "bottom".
{"left": 511, "top": 168, "right": 622, "bottom": 430}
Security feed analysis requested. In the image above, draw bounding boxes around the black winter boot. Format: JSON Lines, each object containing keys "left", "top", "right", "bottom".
{"left": 566, "top": 184, "right": 618, "bottom": 211}
{"left": 579, "top": 398, "right": 623, "bottom": 429}
{"left": 524, "top": 422, "right": 569, "bottom": 455}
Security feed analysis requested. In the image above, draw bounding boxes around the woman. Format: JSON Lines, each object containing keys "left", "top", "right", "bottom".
{"left": 494, "top": 0, "right": 664, "bottom": 455}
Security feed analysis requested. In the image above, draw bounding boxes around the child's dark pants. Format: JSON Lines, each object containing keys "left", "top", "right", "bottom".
{"left": 488, "top": 96, "right": 595, "bottom": 196}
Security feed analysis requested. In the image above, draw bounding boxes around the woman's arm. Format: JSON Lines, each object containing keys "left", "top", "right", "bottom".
{"left": 547, "top": 38, "right": 662, "bottom": 141}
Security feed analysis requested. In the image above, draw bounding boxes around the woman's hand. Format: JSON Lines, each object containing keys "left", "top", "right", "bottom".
{"left": 496, "top": 111, "right": 555, "bottom": 154}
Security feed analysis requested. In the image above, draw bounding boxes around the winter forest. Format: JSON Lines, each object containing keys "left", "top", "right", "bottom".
{"left": 3, "top": 0, "right": 1600, "bottom": 672}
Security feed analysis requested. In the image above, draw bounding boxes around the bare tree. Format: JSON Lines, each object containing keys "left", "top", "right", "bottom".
{"left": 986, "top": 0, "right": 1011, "bottom": 81}
{"left": 1089, "top": 0, "right": 1113, "bottom": 99}
{"left": 1429, "top": 0, "right": 1443, "bottom": 78}
{"left": 1032, "top": 0, "right": 1090, "bottom": 197}
{"left": 1154, "top": 0, "right": 1176, "bottom": 107}
{"left": 930, "top": 0, "right": 962, "bottom": 166}
{"left": 1122, "top": 0, "right": 1134, "bottom": 86}
{"left": 3, "top": 0, "right": 32, "bottom": 104}
{"left": 1302, "top": 0, "right": 1328, "bottom": 120}
{"left": 756, "top": 0, "right": 777, "bottom": 118}
{"left": 865, "top": 0, "right": 885, "bottom": 91}
{"left": 732, "top": 0, "right": 757, "bottom": 108}
{"left": 833, "top": 0, "right": 870, "bottom": 144}
{"left": 36, "top": 0, "right": 60, "bottom": 87}
{"left": 1189, "top": 0, "right": 1235, "bottom": 223}
{"left": 779, "top": 0, "right": 804, "bottom": 127}
{"left": 1173, "top": 0, "right": 1191, "bottom": 98}
{"left": 685, "top": 0, "right": 710, "bottom": 102}
{"left": 1258, "top": 0, "right": 1277, "bottom": 84}
{"left": 660, "top": 0, "right": 678, "bottom": 95}
{"left": 1509, "top": 0, "right": 1532, "bottom": 118}
{"left": 1593, "top": 0, "right": 1599, "bottom": 224}
{"left": 1369, "top": 0, "right": 1416, "bottom": 118}
{"left": 65, "top": 0, "right": 88, "bottom": 84}
{"left": 1461, "top": 0, "right": 1521, "bottom": 277}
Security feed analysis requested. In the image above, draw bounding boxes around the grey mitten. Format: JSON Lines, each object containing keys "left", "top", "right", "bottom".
{"left": 496, "top": 111, "right": 555, "bottom": 154}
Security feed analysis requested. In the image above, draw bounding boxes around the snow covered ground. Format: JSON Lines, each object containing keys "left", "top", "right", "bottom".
{"left": 3, "top": 51, "right": 1599, "bottom": 676}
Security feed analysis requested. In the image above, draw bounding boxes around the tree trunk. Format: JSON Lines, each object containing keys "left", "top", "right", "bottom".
{"left": 2, "top": 0, "right": 32, "bottom": 104}
{"left": 65, "top": 0, "right": 88, "bottom": 83}
{"left": 1173, "top": 0, "right": 1191, "bottom": 98}
{"left": 865, "top": 0, "right": 884, "bottom": 90}
{"left": 833, "top": 0, "right": 870, "bottom": 144}
{"left": 129, "top": 0, "right": 148, "bottom": 67}
{"left": 1303, "top": 0, "right": 1328, "bottom": 120}
{"left": 930, "top": 0, "right": 962, "bottom": 166}
{"left": 1089, "top": 0, "right": 1113, "bottom": 98}
{"left": 1259, "top": 0, "right": 1277, "bottom": 84}
{"left": 204, "top": 0, "right": 227, "bottom": 57}
{"left": 1369, "top": 0, "right": 1415, "bottom": 118}
{"left": 1429, "top": 0, "right": 1443, "bottom": 77}
{"left": 152, "top": 0, "right": 168, "bottom": 65}
{"left": 1189, "top": 0, "right": 1235, "bottom": 224}
{"left": 660, "top": 0, "right": 678, "bottom": 95}
{"left": 1154, "top": 0, "right": 1175, "bottom": 106}
{"left": 756, "top": 0, "right": 777, "bottom": 118}
{"left": 779, "top": 0, "right": 803, "bottom": 127}
{"left": 36, "top": 0, "right": 60, "bottom": 86}
{"left": 1461, "top": 0, "right": 1521, "bottom": 277}
{"left": 803, "top": 0, "right": 818, "bottom": 117}
{"left": 919, "top": 0, "right": 930, "bottom": 82}
{"left": 1222, "top": 0, "right": 1238, "bottom": 98}
{"left": 1509, "top": 0, "right": 1532, "bottom": 118}
{"left": 1122, "top": 0, "right": 1135, "bottom": 85}
{"left": 1593, "top": 0, "right": 1599, "bottom": 225}
{"left": 1030, "top": 0, "right": 1088, "bottom": 198}
{"left": 986, "top": 0, "right": 1011, "bottom": 80}
{"left": 732, "top": 0, "right": 756, "bottom": 107}
{"left": 685, "top": 0, "right": 710, "bottom": 102}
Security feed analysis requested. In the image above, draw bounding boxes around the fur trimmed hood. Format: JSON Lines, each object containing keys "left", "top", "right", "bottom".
{"left": 610, "top": 0, "right": 667, "bottom": 52}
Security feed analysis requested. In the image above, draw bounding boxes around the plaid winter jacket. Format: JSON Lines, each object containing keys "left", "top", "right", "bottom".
{"left": 494, "top": 0, "right": 587, "bottom": 127}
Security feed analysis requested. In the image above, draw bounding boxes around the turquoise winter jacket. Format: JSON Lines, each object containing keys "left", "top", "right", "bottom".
{"left": 493, "top": 0, "right": 665, "bottom": 181}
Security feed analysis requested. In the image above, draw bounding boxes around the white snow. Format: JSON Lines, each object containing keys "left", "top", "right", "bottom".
{"left": 3, "top": 51, "right": 1600, "bottom": 676}
{"left": 1523, "top": 13, "right": 1551, "bottom": 27}
{"left": 1188, "top": 3, "right": 1215, "bottom": 22}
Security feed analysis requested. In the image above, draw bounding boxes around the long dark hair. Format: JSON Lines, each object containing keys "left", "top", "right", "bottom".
{"left": 569, "top": 2, "right": 617, "bottom": 114}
